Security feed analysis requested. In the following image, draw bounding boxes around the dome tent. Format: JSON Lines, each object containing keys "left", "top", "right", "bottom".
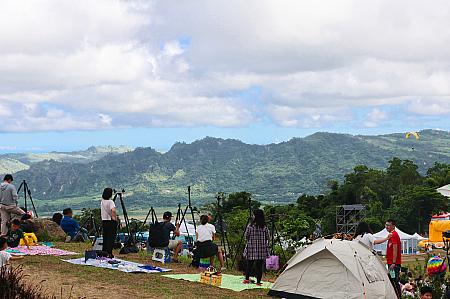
{"left": 373, "top": 228, "right": 418, "bottom": 255}
{"left": 268, "top": 238, "right": 398, "bottom": 299}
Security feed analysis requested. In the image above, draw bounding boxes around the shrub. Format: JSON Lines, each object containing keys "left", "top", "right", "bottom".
{"left": 0, "top": 265, "right": 50, "bottom": 299}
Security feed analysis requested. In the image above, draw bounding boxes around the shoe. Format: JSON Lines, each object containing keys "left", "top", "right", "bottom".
{"left": 256, "top": 282, "right": 263, "bottom": 286}
{"left": 220, "top": 267, "right": 226, "bottom": 271}
{"left": 216, "top": 271, "right": 222, "bottom": 276}
{"left": 242, "top": 279, "right": 250, "bottom": 284}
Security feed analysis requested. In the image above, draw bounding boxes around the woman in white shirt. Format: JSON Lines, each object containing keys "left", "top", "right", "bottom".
{"left": 353, "top": 222, "right": 391, "bottom": 251}
{"left": 100, "top": 188, "right": 117, "bottom": 258}
{"left": 196, "top": 215, "right": 225, "bottom": 270}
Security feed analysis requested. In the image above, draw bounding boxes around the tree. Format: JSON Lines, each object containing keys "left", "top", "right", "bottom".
{"left": 365, "top": 199, "right": 384, "bottom": 232}
{"left": 387, "top": 158, "right": 422, "bottom": 187}
{"left": 267, "top": 204, "right": 314, "bottom": 241}
{"left": 74, "top": 208, "right": 102, "bottom": 232}
{"left": 222, "top": 191, "right": 260, "bottom": 214}
{"left": 389, "top": 186, "right": 448, "bottom": 234}
{"left": 426, "top": 162, "right": 450, "bottom": 188}
{"left": 297, "top": 194, "right": 322, "bottom": 219}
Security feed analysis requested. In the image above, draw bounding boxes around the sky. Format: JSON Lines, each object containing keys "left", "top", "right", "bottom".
{"left": 0, "top": 0, "right": 449, "bottom": 153}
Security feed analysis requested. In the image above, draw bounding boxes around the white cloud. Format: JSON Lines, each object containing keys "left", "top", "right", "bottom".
{"left": 407, "top": 97, "right": 450, "bottom": 115}
{"left": 364, "top": 108, "right": 388, "bottom": 128}
{"left": 0, "top": 0, "right": 449, "bottom": 132}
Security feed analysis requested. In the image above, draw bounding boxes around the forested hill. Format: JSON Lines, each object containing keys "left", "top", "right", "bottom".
{"left": 0, "top": 145, "right": 132, "bottom": 174}
{"left": 10, "top": 129, "right": 450, "bottom": 209}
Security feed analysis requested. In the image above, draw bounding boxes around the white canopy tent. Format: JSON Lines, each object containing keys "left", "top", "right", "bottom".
{"left": 437, "top": 184, "right": 450, "bottom": 197}
{"left": 373, "top": 228, "right": 421, "bottom": 255}
{"left": 179, "top": 221, "right": 196, "bottom": 236}
{"left": 412, "top": 233, "right": 426, "bottom": 241}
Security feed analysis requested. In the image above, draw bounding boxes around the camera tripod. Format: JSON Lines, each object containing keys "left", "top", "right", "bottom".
{"left": 175, "top": 186, "right": 197, "bottom": 249}
{"left": 73, "top": 211, "right": 100, "bottom": 245}
{"left": 231, "top": 196, "right": 253, "bottom": 269}
{"left": 443, "top": 232, "right": 450, "bottom": 271}
{"left": 113, "top": 189, "right": 137, "bottom": 249}
{"left": 17, "top": 180, "right": 38, "bottom": 217}
{"left": 136, "top": 207, "right": 158, "bottom": 241}
{"left": 268, "top": 209, "right": 287, "bottom": 263}
{"left": 214, "top": 192, "right": 231, "bottom": 268}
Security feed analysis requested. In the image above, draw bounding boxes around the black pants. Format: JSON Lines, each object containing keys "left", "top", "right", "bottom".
{"left": 102, "top": 220, "right": 117, "bottom": 255}
{"left": 388, "top": 264, "right": 401, "bottom": 296}
{"left": 246, "top": 259, "right": 264, "bottom": 283}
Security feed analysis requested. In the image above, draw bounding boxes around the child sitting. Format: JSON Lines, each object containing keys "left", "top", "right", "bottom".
{"left": 2, "top": 219, "right": 30, "bottom": 249}
{"left": 0, "top": 236, "right": 11, "bottom": 267}
{"left": 0, "top": 236, "right": 23, "bottom": 268}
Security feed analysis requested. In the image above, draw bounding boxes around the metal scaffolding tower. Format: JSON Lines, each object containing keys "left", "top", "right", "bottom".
{"left": 336, "top": 204, "right": 366, "bottom": 234}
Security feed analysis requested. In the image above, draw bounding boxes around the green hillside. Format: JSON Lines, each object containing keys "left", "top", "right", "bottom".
{"left": 0, "top": 158, "right": 29, "bottom": 174}
{"left": 9, "top": 130, "right": 450, "bottom": 213}
{"left": 0, "top": 146, "right": 133, "bottom": 175}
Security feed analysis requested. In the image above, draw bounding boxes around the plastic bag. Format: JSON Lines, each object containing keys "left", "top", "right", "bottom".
{"left": 266, "top": 255, "right": 280, "bottom": 271}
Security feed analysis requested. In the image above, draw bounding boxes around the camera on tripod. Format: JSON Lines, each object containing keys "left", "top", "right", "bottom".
{"left": 112, "top": 189, "right": 125, "bottom": 201}
{"left": 443, "top": 230, "right": 450, "bottom": 239}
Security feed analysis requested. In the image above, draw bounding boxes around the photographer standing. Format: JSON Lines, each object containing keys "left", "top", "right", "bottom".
{"left": 0, "top": 175, "right": 25, "bottom": 235}
{"left": 101, "top": 188, "right": 117, "bottom": 258}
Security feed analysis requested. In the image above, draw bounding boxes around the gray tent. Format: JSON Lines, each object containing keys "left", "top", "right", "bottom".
{"left": 269, "top": 238, "right": 398, "bottom": 299}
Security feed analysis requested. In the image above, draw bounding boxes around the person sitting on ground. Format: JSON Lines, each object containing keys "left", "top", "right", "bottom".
{"left": 0, "top": 236, "right": 23, "bottom": 267}
{"left": 353, "top": 221, "right": 392, "bottom": 250}
{"left": 420, "top": 286, "right": 433, "bottom": 299}
{"left": 52, "top": 212, "right": 63, "bottom": 225}
{"left": 1, "top": 219, "right": 29, "bottom": 249}
{"left": 155, "top": 211, "right": 182, "bottom": 262}
{"left": 0, "top": 236, "right": 11, "bottom": 268}
{"left": 60, "top": 208, "right": 82, "bottom": 241}
{"left": 196, "top": 214, "right": 225, "bottom": 271}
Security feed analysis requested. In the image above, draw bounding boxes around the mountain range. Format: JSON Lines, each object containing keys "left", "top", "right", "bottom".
{"left": 2, "top": 129, "right": 450, "bottom": 213}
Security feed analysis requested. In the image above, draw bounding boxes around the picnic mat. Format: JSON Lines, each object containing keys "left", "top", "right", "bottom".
{"left": 162, "top": 274, "right": 272, "bottom": 292}
{"left": 7, "top": 245, "right": 77, "bottom": 256}
{"left": 64, "top": 257, "right": 171, "bottom": 274}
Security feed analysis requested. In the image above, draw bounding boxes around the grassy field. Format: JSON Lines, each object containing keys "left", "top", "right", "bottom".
{"left": 15, "top": 243, "right": 271, "bottom": 299}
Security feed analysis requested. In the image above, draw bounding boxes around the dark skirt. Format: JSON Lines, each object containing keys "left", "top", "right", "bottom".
{"left": 196, "top": 240, "right": 218, "bottom": 258}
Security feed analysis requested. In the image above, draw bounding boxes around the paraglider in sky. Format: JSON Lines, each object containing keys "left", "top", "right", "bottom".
{"left": 406, "top": 131, "right": 420, "bottom": 140}
{"left": 405, "top": 131, "right": 420, "bottom": 151}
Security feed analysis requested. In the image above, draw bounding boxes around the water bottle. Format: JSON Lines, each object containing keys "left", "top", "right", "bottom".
{"left": 389, "top": 268, "right": 395, "bottom": 278}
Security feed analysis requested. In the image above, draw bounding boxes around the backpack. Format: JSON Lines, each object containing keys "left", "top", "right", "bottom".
{"left": 119, "top": 244, "right": 139, "bottom": 254}
{"left": 119, "top": 234, "right": 138, "bottom": 254}
{"left": 149, "top": 222, "right": 169, "bottom": 248}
